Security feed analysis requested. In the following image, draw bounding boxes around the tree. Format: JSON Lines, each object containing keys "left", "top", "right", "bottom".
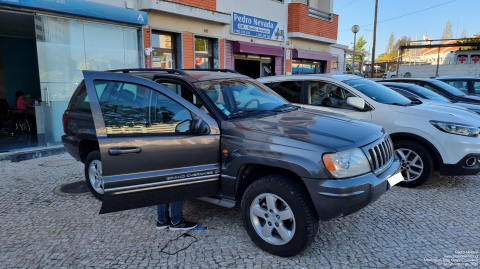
{"left": 392, "top": 36, "right": 410, "bottom": 59}
{"left": 441, "top": 20, "right": 453, "bottom": 40}
{"left": 456, "top": 34, "right": 480, "bottom": 50}
{"left": 461, "top": 28, "right": 467, "bottom": 38}
{"left": 386, "top": 32, "right": 395, "bottom": 56}
{"left": 354, "top": 35, "right": 367, "bottom": 62}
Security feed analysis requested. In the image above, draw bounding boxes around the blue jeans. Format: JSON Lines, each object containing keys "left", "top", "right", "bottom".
{"left": 157, "top": 202, "right": 182, "bottom": 225}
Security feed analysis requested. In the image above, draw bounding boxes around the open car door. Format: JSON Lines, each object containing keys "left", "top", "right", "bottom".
{"left": 83, "top": 71, "right": 221, "bottom": 214}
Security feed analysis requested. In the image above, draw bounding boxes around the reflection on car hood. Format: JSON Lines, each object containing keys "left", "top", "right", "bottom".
{"left": 231, "top": 108, "right": 384, "bottom": 152}
{"left": 389, "top": 102, "right": 480, "bottom": 123}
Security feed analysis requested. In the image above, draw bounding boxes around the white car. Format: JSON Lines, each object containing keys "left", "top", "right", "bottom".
{"left": 258, "top": 74, "right": 480, "bottom": 187}
{"left": 383, "top": 70, "right": 397, "bottom": 79}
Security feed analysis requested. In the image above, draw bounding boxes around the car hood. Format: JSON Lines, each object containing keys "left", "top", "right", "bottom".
{"left": 389, "top": 102, "right": 480, "bottom": 124}
{"left": 418, "top": 98, "right": 480, "bottom": 112}
{"left": 231, "top": 108, "right": 384, "bottom": 152}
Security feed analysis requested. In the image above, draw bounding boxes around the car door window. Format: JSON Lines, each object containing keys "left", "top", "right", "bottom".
{"left": 473, "top": 81, "right": 480, "bottom": 94}
{"left": 308, "top": 81, "right": 356, "bottom": 110}
{"left": 417, "top": 83, "right": 448, "bottom": 97}
{"left": 158, "top": 81, "right": 209, "bottom": 115}
{"left": 444, "top": 80, "right": 469, "bottom": 94}
{"left": 266, "top": 81, "right": 302, "bottom": 103}
{"left": 94, "top": 80, "right": 192, "bottom": 135}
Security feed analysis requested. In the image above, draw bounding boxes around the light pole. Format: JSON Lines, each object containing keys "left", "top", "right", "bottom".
{"left": 351, "top": 25, "right": 360, "bottom": 75}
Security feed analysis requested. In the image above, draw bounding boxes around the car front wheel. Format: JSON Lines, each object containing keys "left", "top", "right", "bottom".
{"left": 394, "top": 140, "right": 434, "bottom": 188}
{"left": 241, "top": 175, "right": 318, "bottom": 257}
{"left": 84, "top": 150, "right": 104, "bottom": 200}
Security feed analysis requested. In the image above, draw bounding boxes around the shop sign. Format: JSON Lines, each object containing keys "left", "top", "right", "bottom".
{"left": 0, "top": 0, "right": 148, "bottom": 25}
{"left": 231, "top": 12, "right": 285, "bottom": 41}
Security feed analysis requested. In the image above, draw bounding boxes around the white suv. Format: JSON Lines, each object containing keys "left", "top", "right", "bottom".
{"left": 258, "top": 74, "right": 480, "bottom": 187}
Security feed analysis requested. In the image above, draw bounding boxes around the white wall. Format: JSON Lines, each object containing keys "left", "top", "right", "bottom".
{"left": 330, "top": 46, "right": 345, "bottom": 74}
{"left": 398, "top": 64, "right": 480, "bottom": 78}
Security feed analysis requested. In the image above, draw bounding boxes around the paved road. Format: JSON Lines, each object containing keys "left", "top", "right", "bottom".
{"left": 0, "top": 154, "right": 479, "bottom": 268}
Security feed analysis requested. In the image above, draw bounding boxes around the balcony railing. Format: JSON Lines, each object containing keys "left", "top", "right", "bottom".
{"left": 308, "top": 6, "right": 332, "bottom": 22}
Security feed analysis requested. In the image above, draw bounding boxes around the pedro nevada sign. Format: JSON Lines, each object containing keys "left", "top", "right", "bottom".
{"left": 231, "top": 12, "right": 286, "bottom": 41}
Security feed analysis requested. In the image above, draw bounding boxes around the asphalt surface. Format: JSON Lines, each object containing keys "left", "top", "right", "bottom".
{"left": 0, "top": 154, "right": 479, "bottom": 268}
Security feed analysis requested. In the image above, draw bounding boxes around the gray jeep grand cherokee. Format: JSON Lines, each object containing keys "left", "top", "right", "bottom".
{"left": 62, "top": 69, "right": 401, "bottom": 256}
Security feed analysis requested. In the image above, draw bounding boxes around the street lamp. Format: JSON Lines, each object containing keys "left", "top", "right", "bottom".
{"left": 351, "top": 25, "right": 360, "bottom": 75}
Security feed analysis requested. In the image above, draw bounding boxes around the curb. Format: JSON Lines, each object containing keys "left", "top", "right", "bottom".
{"left": 0, "top": 147, "right": 66, "bottom": 163}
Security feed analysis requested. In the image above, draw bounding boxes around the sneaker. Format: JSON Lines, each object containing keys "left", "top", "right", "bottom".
{"left": 156, "top": 220, "right": 171, "bottom": 230}
{"left": 169, "top": 219, "right": 197, "bottom": 231}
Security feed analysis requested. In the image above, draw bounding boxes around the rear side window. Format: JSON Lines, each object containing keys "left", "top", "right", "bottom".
{"left": 94, "top": 80, "right": 192, "bottom": 135}
{"left": 265, "top": 81, "right": 302, "bottom": 103}
{"left": 71, "top": 82, "right": 107, "bottom": 112}
{"left": 473, "top": 81, "right": 480, "bottom": 94}
{"left": 444, "top": 80, "right": 469, "bottom": 94}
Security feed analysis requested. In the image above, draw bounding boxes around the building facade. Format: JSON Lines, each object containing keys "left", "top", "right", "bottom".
{"left": 0, "top": 0, "right": 147, "bottom": 152}
{"left": 138, "top": 0, "right": 338, "bottom": 78}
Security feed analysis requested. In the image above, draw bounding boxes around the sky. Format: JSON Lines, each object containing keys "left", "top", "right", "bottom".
{"left": 334, "top": 0, "right": 480, "bottom": 59}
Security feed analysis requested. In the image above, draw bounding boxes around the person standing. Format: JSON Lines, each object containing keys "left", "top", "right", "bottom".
{"left": 156, "top": 202, "right": 197, "bottom": 231}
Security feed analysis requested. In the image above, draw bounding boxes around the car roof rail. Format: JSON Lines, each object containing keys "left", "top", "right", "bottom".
{"left": 181, "top": 69, "right": 241, "bottom": 74}
{"left": 107, "top": 68, "right": 190, "bottom": 76}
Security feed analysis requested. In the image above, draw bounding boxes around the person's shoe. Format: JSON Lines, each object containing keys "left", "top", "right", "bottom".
{"left": 156, "top": 220, "right": 171, "bottom": 230}
{"left": 169, "top": 219, "right": 197, "bottom": 231}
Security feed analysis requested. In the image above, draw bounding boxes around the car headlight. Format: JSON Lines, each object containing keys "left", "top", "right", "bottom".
{"left": 322, "top": 148, "right": 371, "bottom": 178}
{"left": 430, "top": 120, "right": 480, "bottom": 137}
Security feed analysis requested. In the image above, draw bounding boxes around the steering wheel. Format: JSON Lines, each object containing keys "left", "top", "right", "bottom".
{"left": 240, "top": 99, "right": 260, "bottom": 113}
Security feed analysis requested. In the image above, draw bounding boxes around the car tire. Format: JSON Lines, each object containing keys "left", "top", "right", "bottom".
{"left": 84, "top": 150, "right": 104, "bottom": 200}
{"left": 394, "top": 140, "right": 434, "bottom": 188}
{"left": 241, "top": 174, "right": 318, "bottom": 257}
{"left": 391, "top": 75, "right": 396, "bottom": 78}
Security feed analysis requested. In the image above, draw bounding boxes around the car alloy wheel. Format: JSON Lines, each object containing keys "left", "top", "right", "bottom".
{"left": 250, "top": 193, "right": 296, "bottom": 245}
{"left": 395, "top": 148, "right": 424, "bottom": 182}
{"left": 88, "top": 159, "right": 104, "bottom": 194}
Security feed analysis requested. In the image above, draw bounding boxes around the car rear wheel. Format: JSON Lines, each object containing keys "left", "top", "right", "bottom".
{"left": 84, "top": 150, "right": 104, "bottom": 200}
{"left": 241, "top": 175, "right": 318, "bottom": 257}
{"left": 394, "top": 140, "right": 434, "bottom": 188}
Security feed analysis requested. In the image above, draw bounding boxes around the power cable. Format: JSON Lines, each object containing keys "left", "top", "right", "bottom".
{"left": 338, "top": 0, "right": 457, "bottom": 33}
{"left": 335, "top": 0, "right": 358, "bottom": 12}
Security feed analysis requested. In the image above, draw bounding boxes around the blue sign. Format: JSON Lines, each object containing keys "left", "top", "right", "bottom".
{"left": 231, "top": 12, "right": 285, "bottom": 41}
{"left": 0, "top": 0, "right": 148, "bottom": 25}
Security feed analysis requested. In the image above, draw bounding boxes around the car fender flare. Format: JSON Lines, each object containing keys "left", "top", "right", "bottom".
{"left": 389, "top": 132, "right": 443, "bottom": 166}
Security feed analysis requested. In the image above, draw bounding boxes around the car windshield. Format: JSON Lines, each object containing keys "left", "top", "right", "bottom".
{"left": 194, "top": 79, "right": 290, "bottom": 118}
{"left": 344, "top": 79, "right": 412, "bottom": 105}
{"left": 406, "top": 85, "right": 451, "bottom": 102}
{"left": 431, "top": 81, "right": 467, "bottom": 96}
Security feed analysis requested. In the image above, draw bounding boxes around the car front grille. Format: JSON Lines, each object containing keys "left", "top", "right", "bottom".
{"left": 364, "top": 135, "right": 395, "bottom": 175}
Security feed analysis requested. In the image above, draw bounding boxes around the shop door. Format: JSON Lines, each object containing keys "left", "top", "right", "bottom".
{"left": 35, "top": 15, "right": 141, "bottom": 146}
{"left": 235, "top": 59, "right": 260, "bottom": 79}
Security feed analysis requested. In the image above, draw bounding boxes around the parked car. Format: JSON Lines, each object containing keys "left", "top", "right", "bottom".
{"left": 434, "top": 75, "right": 480, "bottom": 96}
{"left": 378, "top": 82, "right": 480, "bottom": 115}
{"left": 383, "top": 70, "right": 397, "bottom": 79}
{"left": 62, "top": 69, "right": 402, "bottom": 257}
{"left": 384, "top": 78, "right": 480, "bottom": 105}
{"left": 259, "top": 74, "right": 480, "bottom": 188}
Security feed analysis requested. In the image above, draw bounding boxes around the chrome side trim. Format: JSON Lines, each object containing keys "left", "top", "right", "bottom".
{"left": 105, "top": 174, "right": 219, "bottom": 193}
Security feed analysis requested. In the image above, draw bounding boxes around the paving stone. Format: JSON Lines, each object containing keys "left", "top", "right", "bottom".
{"left": 0, "top": 154, "right": 479, "bottom": 268}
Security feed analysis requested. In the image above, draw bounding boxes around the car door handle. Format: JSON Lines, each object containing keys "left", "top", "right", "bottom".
{"left": 108, "top": 147, "right": 142, "bottom": 155}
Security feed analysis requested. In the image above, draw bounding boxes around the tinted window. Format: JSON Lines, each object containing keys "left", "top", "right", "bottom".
{"left": 430, "top": 81, "right": 466, "bottom": 96}
{"left": 94, "top": 80, "right": 192, "bottom": 135}
{"left": 444, "top": 80, "right": 469, "bottom": 94}
{"left": 266, "top": 81, "right": 302, "bottom": 103}
{"left": 473, "top": 81, "right": 480, "bottom": 94}
{"left": 405, "top": 84, "right": 451, "bottom": 102}
{"left": 391, "top": 88, "right": 418, "bottom": 98}
{"left": 343, "top": 79, "right": 411, "bottom": 105}
{"left": 308, "top": 81, "right": 357, "bottom": 110}
{"left": 71, "top": 82, "right": 106, "bottom": 112}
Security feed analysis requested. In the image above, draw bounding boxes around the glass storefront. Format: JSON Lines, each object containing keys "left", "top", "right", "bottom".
{"left": 35, "top": 15, "right": 141, "bottom": 146}
{"left": 151, "top": 32, "right": 176, "bottom": 69}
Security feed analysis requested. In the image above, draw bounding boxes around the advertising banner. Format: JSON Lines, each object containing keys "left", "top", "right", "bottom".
{"left": 231, "top": 12, "right": 286, "bottom": 41}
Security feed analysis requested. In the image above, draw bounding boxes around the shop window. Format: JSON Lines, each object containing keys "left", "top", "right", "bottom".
{"left": 308, "top": 81, "right": 356, "bottom": 110}
{"left": 195, "top": 38, "right": 213, "bottom": 69}
{"left": 332, "top": 56, "right": 339, "bottom": 70}
{"left": 151, "top": 32, "right": 176, "bottom": 69}
{"left": 292, "top": 60, "right": 324, "bottom": 74}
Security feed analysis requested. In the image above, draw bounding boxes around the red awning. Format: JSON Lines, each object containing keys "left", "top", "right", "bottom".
{"left": 292, "top": 49, "right": 332, "bottom": 61}
{"left": 233, "top": 41, "right": 284, "bottom": 57}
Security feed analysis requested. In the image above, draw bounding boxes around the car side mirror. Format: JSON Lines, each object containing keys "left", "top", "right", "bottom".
{"left": 347, "top": 97, "right": 365, "bottom": 110}
{"left": 191, "top": 118, "right": 210, "bottom": 135}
